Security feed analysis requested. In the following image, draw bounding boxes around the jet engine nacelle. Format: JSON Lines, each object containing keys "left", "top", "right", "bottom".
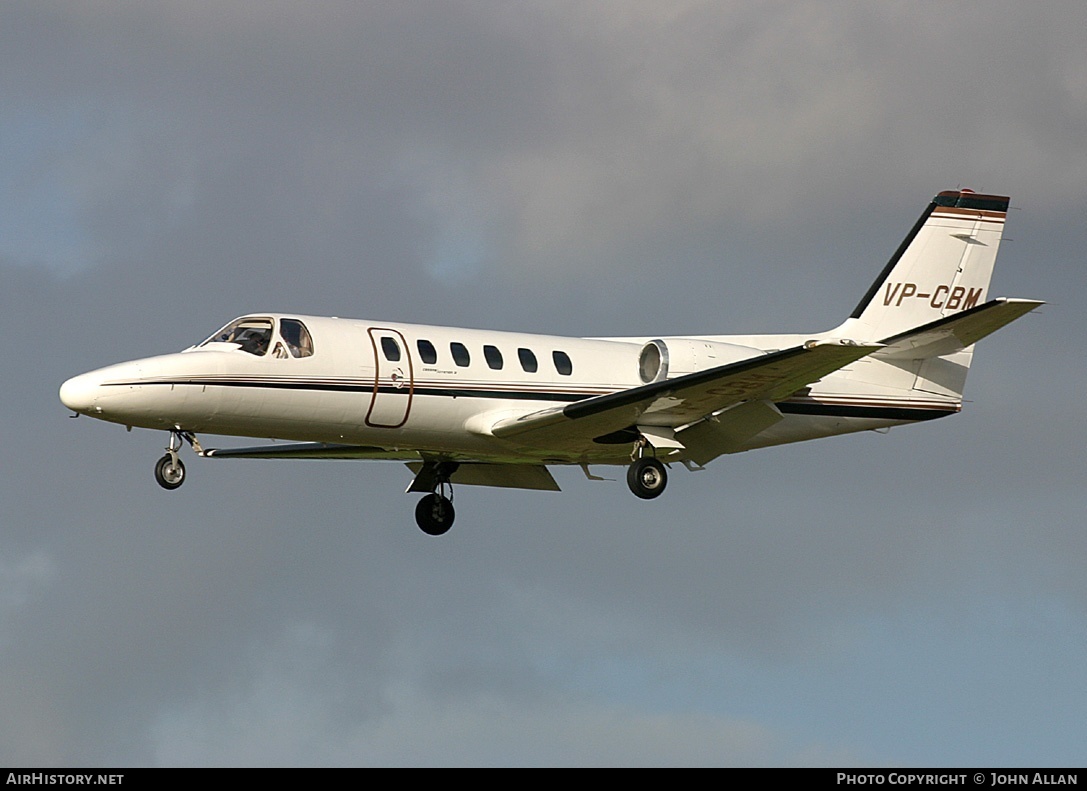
{"left": 638, "top": 338, "right": 764, "bottom": 383}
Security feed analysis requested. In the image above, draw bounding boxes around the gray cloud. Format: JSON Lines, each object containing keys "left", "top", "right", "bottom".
{"left": 1, "top": 0, "right": 1083, "bottom": 766}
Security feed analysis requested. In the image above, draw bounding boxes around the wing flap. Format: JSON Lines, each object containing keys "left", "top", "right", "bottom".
{"left": 405, "top": 462, "right": 561, "bottom": 491}
{"left": 677, "top": 399, "right": 785, "bottom": 465}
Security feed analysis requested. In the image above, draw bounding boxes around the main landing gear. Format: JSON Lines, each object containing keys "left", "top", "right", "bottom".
{"left": 410, "top": 461, "right": 458, "bottom": 536}
{"left": 415, "top": 489, "right": 455, "bottom": 536}
{"left": 627, "top": 456, "right": 667, "bottom": 499}
{"left": 154, "top": 429, "right": 201, "bottom": 491}
{"left": 626, "top": 437, "right": 668, "bottom": 500}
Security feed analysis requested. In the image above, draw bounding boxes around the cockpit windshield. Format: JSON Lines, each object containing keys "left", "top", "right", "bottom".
{"left": 199, "top": 317, "right": 315, "bottom": 358}
{"left": 200, "top": 317, "right": 274, "bottom": 356}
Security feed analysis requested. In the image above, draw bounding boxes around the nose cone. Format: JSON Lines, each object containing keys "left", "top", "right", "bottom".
{"left": 59, "top": 372, "right": 101, "bottom": 414}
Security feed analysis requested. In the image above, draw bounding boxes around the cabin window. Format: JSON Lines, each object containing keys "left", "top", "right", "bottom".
{"left": 381, "top": 336, "right": 401, "bottom": 362}
{"left": 553, "top": 350, "right": 573, "bottom": 376}
{"left": 201, "top": 317, "right": 273, "bottom": 356}
{"left": 450, "top": 342, "right": 470, "bottom": 367}
{"left": 484, "top": 345, "right": 503, "bottom": 370}
{"left": 518, "top": 348, "right": 538, "bottom": 373}
{"left": 417, "top": 339, "right": 437, "bottom": 364}
{"left": 279, "top": 319, "right": 314, "bottom": 358}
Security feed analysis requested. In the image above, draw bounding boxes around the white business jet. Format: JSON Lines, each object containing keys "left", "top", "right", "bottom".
{"left": 60, "top": 189, "right": 1041, "bottom": 535}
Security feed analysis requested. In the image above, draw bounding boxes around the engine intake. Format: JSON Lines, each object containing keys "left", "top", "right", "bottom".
{"left": 638, "top": 338, "right": 764, "bottom": 383}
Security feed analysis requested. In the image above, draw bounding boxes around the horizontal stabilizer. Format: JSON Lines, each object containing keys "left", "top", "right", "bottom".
{"left": 875, "top": 298, "right": 1043, "bottom": 360}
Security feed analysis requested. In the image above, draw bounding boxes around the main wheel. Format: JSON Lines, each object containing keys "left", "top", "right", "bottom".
{"left": 627, "top": 456, "right": 667, "bottom": 499}
{"left": 415, "top": 493, "right": 455, "bottom": 536}
{"left": 154, "top": 454, "right": 186, "bottom": 490}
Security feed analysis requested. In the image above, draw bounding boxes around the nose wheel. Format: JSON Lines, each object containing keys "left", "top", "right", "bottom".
{"left": 155, "top": 453, "right": 186, "bottom": 490}
{"left": 153, "top": 429, "right": 199, "bottom": 490}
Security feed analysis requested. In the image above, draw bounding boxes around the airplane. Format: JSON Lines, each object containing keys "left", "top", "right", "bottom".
{"left": 60, "top": 189, "right": 1042, "bottom": 535}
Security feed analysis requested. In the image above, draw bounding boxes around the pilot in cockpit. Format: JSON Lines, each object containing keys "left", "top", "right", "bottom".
{"left": 235, "top": 327, "right": 270, "bottom": 355}
{"left": 280, "top": 319, "right": 312, "bottom": 358}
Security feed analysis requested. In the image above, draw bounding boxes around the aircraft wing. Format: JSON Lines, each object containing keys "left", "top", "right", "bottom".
{"left": 874, "top": 297, "right": 1044, "bottom": 359}
{"left": 203, "top": 442, "right": 421, "bottom": 460}
{"left": 204, "top": 443, "right": 561, "bottom": 492}
{"left": 488, "top": 340, "right": 881, "bottom": 447}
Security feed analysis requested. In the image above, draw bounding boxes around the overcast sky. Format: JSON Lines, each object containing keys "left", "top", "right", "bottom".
{"left": 2, "top": 1, "right": 1085, "bottom": 767}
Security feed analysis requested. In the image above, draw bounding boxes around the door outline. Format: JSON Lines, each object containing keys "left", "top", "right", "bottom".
{"left": 365, "top": 327, "right": 414, "bottom": 428}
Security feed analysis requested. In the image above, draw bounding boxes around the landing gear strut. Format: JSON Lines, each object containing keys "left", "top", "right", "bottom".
{"left": 411, "top": 461, "right": 458, "bottom": 535}
{"left": 154, "top": 429, "right": 199, "bottom": 491}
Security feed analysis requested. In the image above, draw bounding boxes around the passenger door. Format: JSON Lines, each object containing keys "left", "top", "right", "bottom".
{"left": 366, "top": 327, "right": 414, "bottom": 428}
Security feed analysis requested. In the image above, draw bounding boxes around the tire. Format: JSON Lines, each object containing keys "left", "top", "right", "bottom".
{"left": 415, "top": 493, "right": 455, "bottom": 536}
{"left": 154, "top": 454, "right": 186, "bottom": 490}
{"left": 627, "top": 457, "right": 667, "bottom": 500}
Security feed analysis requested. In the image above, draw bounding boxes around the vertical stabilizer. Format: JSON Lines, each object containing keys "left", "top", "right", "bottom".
{"left": 838, "top": 190, "right": 1009, "bottom": 341}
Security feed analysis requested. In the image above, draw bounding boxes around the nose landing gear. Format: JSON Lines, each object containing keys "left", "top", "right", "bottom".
{"left": 155, "top": 453, "right": 186, "bottom": 490}
{"left": 153, "top": 429, "right": 201, "bottom": 491}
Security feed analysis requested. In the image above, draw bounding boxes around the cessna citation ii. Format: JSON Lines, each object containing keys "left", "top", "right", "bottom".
{"left": 61, "top": 189, "right": 1041, "bottom": 535}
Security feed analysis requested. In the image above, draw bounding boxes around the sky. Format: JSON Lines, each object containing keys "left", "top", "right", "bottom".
{"left": 2, "top": 0, "right": 1085, "bottom": 767}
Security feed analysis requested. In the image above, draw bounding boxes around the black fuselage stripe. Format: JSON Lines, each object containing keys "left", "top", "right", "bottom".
{"left": 106, "top": 379, "right": 955, "bottom": 420}
{"left": 107, "top": 379, "right": 593, "bottom": 403}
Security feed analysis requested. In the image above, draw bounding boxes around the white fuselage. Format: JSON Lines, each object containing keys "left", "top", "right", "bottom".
{"left": 59, "top": 313, "right": 949, "bottom": 468}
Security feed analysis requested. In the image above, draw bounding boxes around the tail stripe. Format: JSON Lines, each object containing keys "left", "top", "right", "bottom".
{"left": 932, "top": 192, "right": 1008, "bottom": 212}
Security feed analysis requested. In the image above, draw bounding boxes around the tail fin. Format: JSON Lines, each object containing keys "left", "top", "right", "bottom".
{"left": 838, "top": 189, "right": 1009, "bottom": 341}
{"left": 825, "top": 189, "right": 1041, "bottom": 406}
